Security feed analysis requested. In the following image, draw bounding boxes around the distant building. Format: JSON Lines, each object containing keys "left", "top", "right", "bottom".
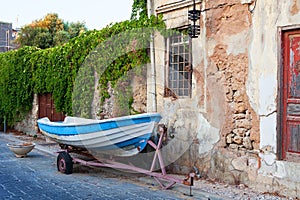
{"left": 0, "top": 22, "right": 18, "bottom": 52}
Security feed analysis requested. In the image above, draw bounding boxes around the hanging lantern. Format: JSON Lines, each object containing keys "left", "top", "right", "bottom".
{"left": 188, "top": 0, "right": 201, "bottom": 38}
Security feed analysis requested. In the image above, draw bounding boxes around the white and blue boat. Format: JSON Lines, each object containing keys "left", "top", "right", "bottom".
{"left": 37, "top": 113, "right": 162, "bottom": 157}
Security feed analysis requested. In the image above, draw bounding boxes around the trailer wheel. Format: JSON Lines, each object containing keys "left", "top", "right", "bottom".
{"left": 57, "top": 152, "right": 73, "bottom": 174}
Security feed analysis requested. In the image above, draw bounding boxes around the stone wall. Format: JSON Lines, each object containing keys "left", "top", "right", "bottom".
{"left": 99, "top": 68, "right": 148, "bottom": 119}
{"left": 154, "top": 0, "right": 259, "bottom": 173}
{"left": 14, "top": 94, "right": 39, "bottom": 136}
{"left": 152, "top": 0, "right": 300, "bottom": 198}
{"left": 13, "top": 69, "right": 148, "bottom": 135}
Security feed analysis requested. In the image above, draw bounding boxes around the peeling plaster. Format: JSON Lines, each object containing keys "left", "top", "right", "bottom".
{"left": 247, "top": 1, "right": 279, "bottom": 115}
{"left": 240, "top": 0, "right": 255, "bottom": 4}
{"left": 260, "top": 112, "right": 277, "bottom": 152}
{"left": 226, "top": 29, "right": 249, "bottom": 55}
{"left": 274, "top": 161, "right": 300, "bottom": 182}
{"left": 161, "top": 99, "right": 220, "bottom": 156}
{"left": 258, "top": 159, "right": 277, "bottom": 177}
{"left": 259, "top": 152, "right": 276, "bottom": 166}
{"left": 197, "top": 113, "right": 220, "bottom": 154}
{"left": 258, "top": 74, "right": 277, "bottom": 115}
{"left": 274, "top": 161, "right": 287, "bottom": 178}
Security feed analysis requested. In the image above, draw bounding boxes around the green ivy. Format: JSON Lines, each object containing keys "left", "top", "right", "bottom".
{"left": 131, "top": 0, "right": 148, "bottom": 20}
{"left": 0, "top": 46, "right": 39, "bottom": 125}
{"left": 0, "top": 12, "right": 165, "bottom": 125}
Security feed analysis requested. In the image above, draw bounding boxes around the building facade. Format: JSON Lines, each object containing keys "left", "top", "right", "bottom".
{"left": 0, "top": 22, "right": 17, "bottom": 52}
{"left": 147, "top": 0, "right": 300, "bottom": 198}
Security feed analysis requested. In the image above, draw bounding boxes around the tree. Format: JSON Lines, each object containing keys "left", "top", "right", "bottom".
{"left": 15, "top": 26, "right": 52, "bottom": 49}
{"left": 32, "top": 29, "right": 52, "bottom": 49}
{"left": 15, "top": 13, "right": 87, "bottom": 49}
{"left": 32, "top": 13, "right": 64, "bottom": 34}
{"left": 53, "top": 30, "right": 70, "bottom": 46}
{"left": 65, "top": 22, "right": 87, "bottom": 38}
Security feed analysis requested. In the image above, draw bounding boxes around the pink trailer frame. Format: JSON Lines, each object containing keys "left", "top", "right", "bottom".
{"left": 57, "top": 125, "right": 195, "bottom": 191}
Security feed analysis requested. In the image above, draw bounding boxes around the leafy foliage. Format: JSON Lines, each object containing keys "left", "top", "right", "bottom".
{"left": 0, "top": 46, "right": 39, "bottom": 125}
{"left": 0, "top": 13, "right": 165, "bottom": 125}
{"left": 131, "top": 0, "right": 148, "bottom": 20}
{"left": 15, "top": 13, "right": 87, "bottom": 49}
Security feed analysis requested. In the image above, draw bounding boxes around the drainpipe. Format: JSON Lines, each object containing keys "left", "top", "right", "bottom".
{"left": 147, "top": 0, "right": 157, "bottom": 112}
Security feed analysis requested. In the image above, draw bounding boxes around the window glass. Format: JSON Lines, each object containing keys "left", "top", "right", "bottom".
{"left": 167, "top": 32, "right": 192, "bottom": 97}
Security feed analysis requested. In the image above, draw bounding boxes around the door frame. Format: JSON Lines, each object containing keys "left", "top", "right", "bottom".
{"left": 278, "top": 25, "right": 300, "bottom": 161}
{"left": 38, "top": 93, "right": 65, "bottom": 122}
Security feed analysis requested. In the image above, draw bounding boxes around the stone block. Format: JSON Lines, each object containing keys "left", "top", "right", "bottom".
{"left": 248, "top": 156, "right": 259, "bottom": 169}
{"left": 233, "top": 90, "right": 245, "bottom": 103}
{"left": 247, "top": 168, "right": 258, "bottom": 182}
{"left": 233, "top": 135, "right": 243, "bottom": 144}
{"left": 233, "top": 114, "right": 246, "bottom": 120}
{"left": 252, "top": 142, "right": 260, "bottom": 150}
{"left": 229, "top": 143, "right": 239, "bottom": 149}
{"left": 235, "top": 119, "right": 252, "bottom": 129}
{"left": 239, "top": 171, "right": 250, "bottom": 185}
{"left": 222, "top": 172, "right": 237, "bottom": 185}
{"left": 232, "top": 156, "right": 248, "bottom": 171}
{"left": 249, "top": 129, "right": 259, "bottom": 140}
{"left": 253, "top": 175, "right": 275, "bottom": 193}
{"left": 243, "top": 137, "right": 253, "bottom": 149}
{"left": 234, "top": 103, "right": 247, "bottom": 114}
{"left": 233, "top": 128, "right": 246, "bottom": 136}
{"left": 226, "top": 133, "right": 234, "bottom": 143}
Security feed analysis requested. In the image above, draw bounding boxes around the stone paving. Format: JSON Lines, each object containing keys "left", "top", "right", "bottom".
{"left": 0, "top": 132, "right": 294, "bottom": 200}
{"left": 0, "top": 134, "right": 191, "bottom": 200}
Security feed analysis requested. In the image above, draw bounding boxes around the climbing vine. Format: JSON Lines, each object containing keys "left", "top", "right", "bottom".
{"left": 131, "top": 0, "right": 148, "bottom": 20}
{"left": 0, "top": 2, "right": 165, "bottom": 125}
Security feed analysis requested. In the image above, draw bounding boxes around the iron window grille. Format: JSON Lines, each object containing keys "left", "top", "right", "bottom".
{"left": 166, "top": 32, "right": 192, "bottom": 97}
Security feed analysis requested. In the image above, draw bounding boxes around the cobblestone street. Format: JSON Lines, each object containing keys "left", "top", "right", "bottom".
{"left": 0, "top": 132, "right": 293, "bottom": 200}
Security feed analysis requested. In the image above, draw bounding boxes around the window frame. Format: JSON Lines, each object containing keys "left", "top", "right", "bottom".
{"left": 165, "top": 31, "right": 192, "bottom": 98}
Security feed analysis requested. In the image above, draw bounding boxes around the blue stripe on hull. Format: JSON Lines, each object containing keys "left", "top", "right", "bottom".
{"left": 92, "top": 133, "right": 151, "bottom": 151}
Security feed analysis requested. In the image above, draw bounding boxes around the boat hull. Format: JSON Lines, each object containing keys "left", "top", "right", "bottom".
{"left": 37, "top": 113, "right": 162, "bottom": 156}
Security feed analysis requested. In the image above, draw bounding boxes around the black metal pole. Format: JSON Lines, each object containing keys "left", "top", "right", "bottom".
{"left": 193, "top": 0, "right": 196, "bottom": 10}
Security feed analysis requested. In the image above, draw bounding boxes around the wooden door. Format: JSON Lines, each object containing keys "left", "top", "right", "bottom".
{"left": 38, "top": 93, "right": 65, "bottom": 122}
{"left": 282, "top": 30, "right": 300, "bottom": 161}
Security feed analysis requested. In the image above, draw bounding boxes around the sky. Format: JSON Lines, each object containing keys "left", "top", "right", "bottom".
{"left": 0, "top": 0, "right": 134, "bottom": 30}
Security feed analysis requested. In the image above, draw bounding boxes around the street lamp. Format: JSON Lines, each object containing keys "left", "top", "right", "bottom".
{"left": 188, "top": 0, "right": 201, "bottom": 38}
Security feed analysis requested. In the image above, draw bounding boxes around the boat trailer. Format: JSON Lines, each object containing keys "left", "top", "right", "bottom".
{"left": 56, "top": 125, "right": 196, "bottom": 194}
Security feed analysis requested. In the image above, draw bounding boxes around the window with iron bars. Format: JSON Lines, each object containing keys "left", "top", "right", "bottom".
{"left": 166, "top": 32, "right": 192, "bottom": 97}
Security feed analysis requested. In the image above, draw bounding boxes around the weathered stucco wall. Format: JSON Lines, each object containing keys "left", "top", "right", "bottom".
{"left": 14, "top": 94, "right": 39, "bottom": 135}
{"left": 248, "top": 0, "right": 300, "bottom": 197}
{"left": 152, "top": 0, "right": 300, "bottom": 198}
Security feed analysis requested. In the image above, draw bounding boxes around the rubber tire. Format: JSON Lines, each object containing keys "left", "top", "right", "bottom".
{"left": 57, "top": 152, "right": 73, "bottom": 174}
